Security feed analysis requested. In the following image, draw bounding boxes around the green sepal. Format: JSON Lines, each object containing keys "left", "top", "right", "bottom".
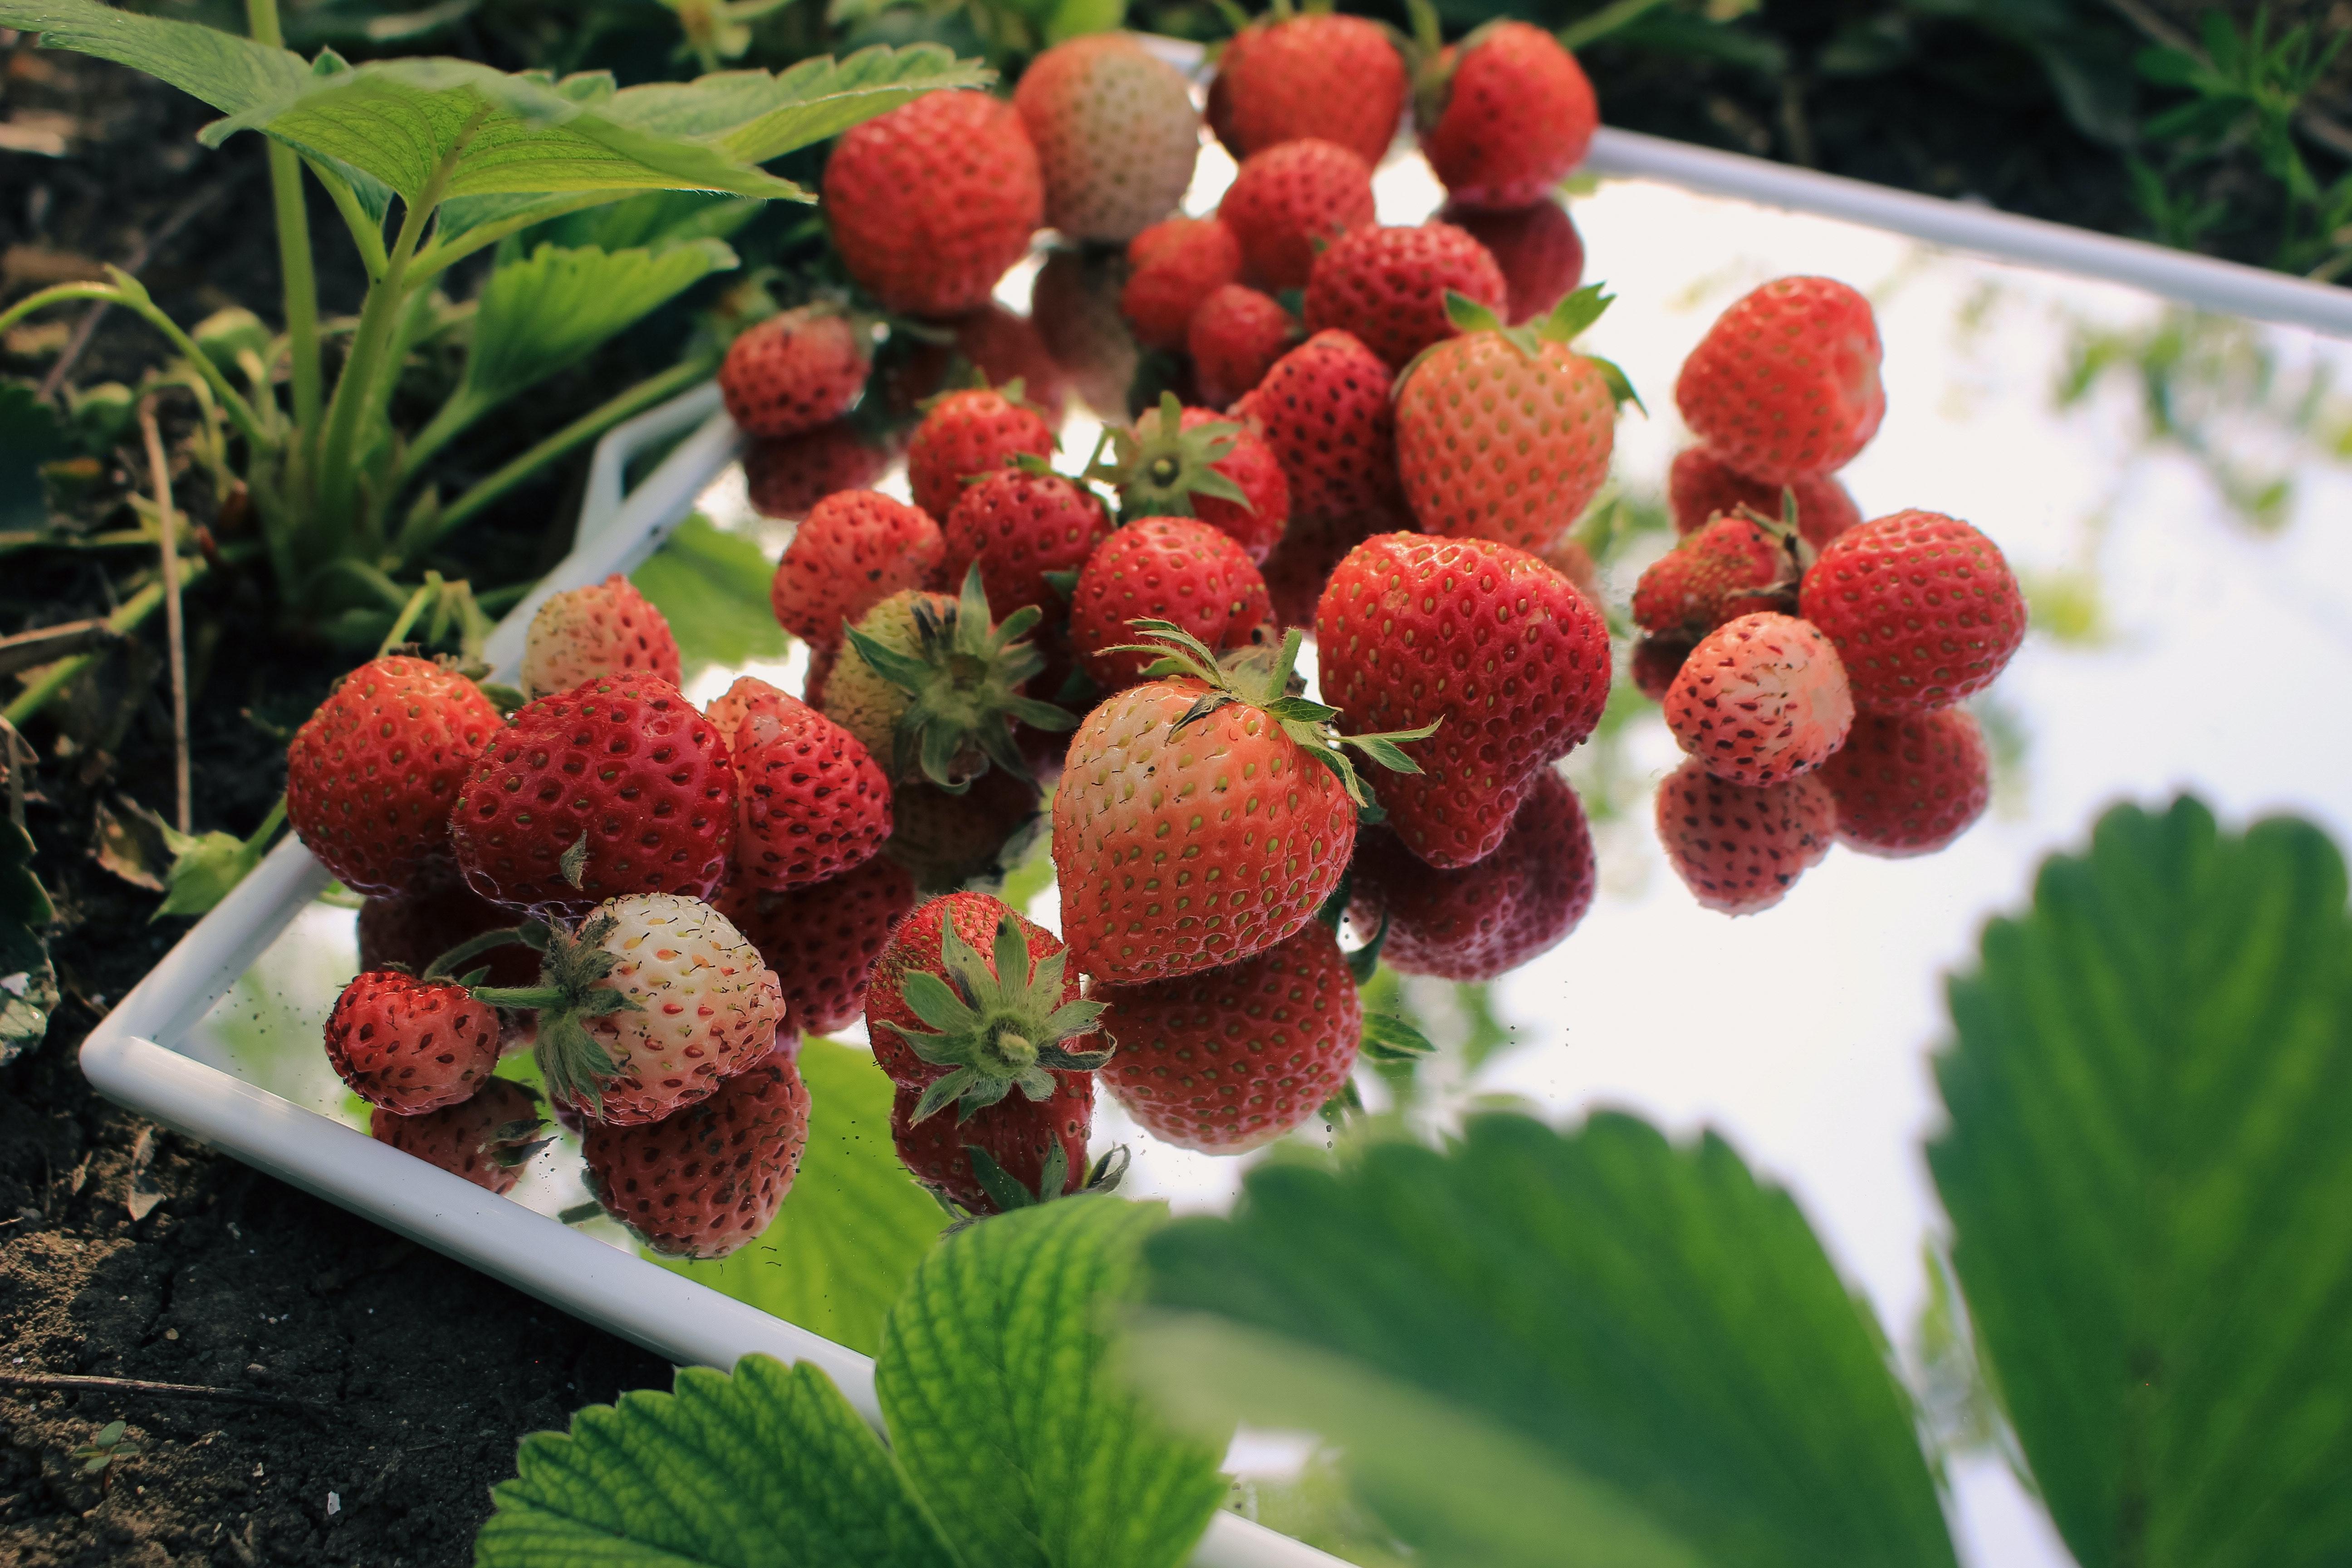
{"left": 1361, "top": 1010, "right": 1436, "bottom": 1062}
{"left": 512, "top": 911, "right": 655, "bottom": 1117}
{"left": 1087, "top": 391, "right": 1253, "bottom": 523}
{"left": 893, "top": 911, "right": 1114, "bottom": 1123}
{"left": 1589, "top": 353, "right": 1646, "bottom": 414}
{"left": 1541, "top": 282, "right": 1615, "bottom": 342}
{"left": 1443, "top": 292, "right": 1507, "bottom": 336}
{"left": 1346, "top": 908, "right": 1390, "bottom": 986}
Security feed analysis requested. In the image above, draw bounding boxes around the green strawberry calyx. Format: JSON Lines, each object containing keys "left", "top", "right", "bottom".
{"left": 473, "top": 913, "right": 642, "bottom": 1117}
{"left": 1421, "top": 285, "right": 1646, "bottom": 414}
{"left": 1086, "top": 392, "right": 1255, "bottom": 523}
{"left": 953, "top": 1144, "right": 1131, "bottom": 1225}
{"left": 887, "top": 911, "right": 1113, "bottom": 1123}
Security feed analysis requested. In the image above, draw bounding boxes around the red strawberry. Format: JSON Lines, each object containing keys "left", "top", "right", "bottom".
{"left": 1631, "top": 511, "right": 1799, "bottom": 639}
{"left": 1798, "top": 510, "right": 2025, "bottom": 715}
{"left": 1096, "top": 920, "right": 1361, "bottom": 1152}
{"left": 1068, "top": 517, "right": 1273, "bottom": 689}
{"left": 1121, "top": 216, "right": 1244, "bottom": 352}
{"left": 707, "top": 676, "right": 891, "bottom": 892}
{"left": 1260, "top": 503, "right": 1401, "bottom": 630}
{"left": 1189, "top": 284, "right": 1299, "bottom": 408}
{"left": 1668, "top": 447, "right": 1860, "bottom": 550}
{"left": 1631, "top": 635, "right": 1694, "bottom": 702}
{"left": 1017, "top": 34, "right": 1200, "bottom": 244}
{"left": 713, "top": 853, "right": 916, "bottom": 1038}
{"left": 1348, "top": 767, "right": 1593, "bottom": 980}
{"left": 450, "top": 676, "right": 735, "bottom": 916}
{"left": 286, "top": 656, "right": 503, "bottom": 898}
{"left": 520, "top": 574, "right": 681, "bottom": 701}
{"left": 949, "top": 307, "right": 1070, "bottom": 423}
{"left": 1303, "top": 222, "right": 1508, "bottom": 371}
{"left": 1219, "top": 139, "right": 1378, "bottom": 291}
{"left": 1416, "top": 22, "right": 1597, "bottom": 211}
{"left": 1034, "top": 246, "right": 1142, "bottom": 417}
{"left": 744, "top": 423, "right": 895, "bottom": 522}
{"left": 357, "top": 878, "right": 540, "bottom": 991}
{"left": 1655, "top": 759, "right": 1837, "bottom": 915}
{"left": 1234, "top": 328, "right": 1399, "bottom": 524}
{"left": 325, "top": 970, "right": 501, "bottom": 1113}
{"left": 1315, "top": 534, "right": 1611, "bottom": 867}
{"left": 1440, "top": 200, "right": 1584, "bottom": 324}
{"left": 1664, "top": 611, "right": 1854, "bottom": 787}
{"left": 1209, "top": 11, "right": 1405, "bottom": 167}
{"left": 582, "top": 1051, "right": 810, "bottom": 1259}
{"left": 891, "top": 1071, "right": 1091, "bottom": 1215}
{"left": 768, "top": 490, "right": 944, "bottom": 647}
{"left": 1676, "top": 276, "right": 1885, "bottom": 484}
{"left": 1819, "top": 707, "right": 1990, "bottom": 858}
{"left": 882, "top": 766, "right": 1046, "bottom": 893}
{"left": 1092, "top": 395, "right": 1290, "bottom": 561}
{"left": 941, "top": 463, "right": 1115, "bottom": 617}
{"left": 824, "top": 91, "right": 1043, "bottom": 319}
{"left": 906, "top": 384, "right": 1057, "bottom": 525}
{"left": 718, "top": 305, "right": 870, "bottom": 439}
{"left": 371, "top": 1078, "right": 547, "bottom": 1195}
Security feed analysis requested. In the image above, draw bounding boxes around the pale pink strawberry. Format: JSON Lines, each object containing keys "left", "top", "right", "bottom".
{"left": 1016, "top": 34, "right": 1200, "bottom": 244}
{"left": 1663, "top": 612, "right": 1855, "bottom": 787}
{"left": 519, "top": 574, "right": 682, "bottom": 701}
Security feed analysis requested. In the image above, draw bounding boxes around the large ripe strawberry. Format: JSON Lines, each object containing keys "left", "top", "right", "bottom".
{"left": 882, "top": 766, "right": 1046, "bottom": 893}
{"left": 824, "top": 91, "right": 1043, "bottom": 319}
{"left": 286, "top": 655, "right": 503, "bottom": 898}
{"left": 1664, "top": 611, "right": 1854, "bottom": 787}
{"left": 582, "top": 1050, "right": 810, "bottom": 1259}
{"left": 768, "top": 490, "right": 944, "bottom": 647}
{"left": 1219, "top": 139, "right": 1378, "bottom": 291}
{"left": 1303, "top": 222, "right": 1508, "bottom": 370}
{"left": 371, "top": 1078, "right": 548, "bottom": 1195}
{"left": 324, "top": 969, "right": 502, "bottom": 1113}
{"left": 1631, "top": 510, "right": 1800, "bottom": 639}
{"left": 1234, "top": 328, "right": 1399, "bottom": 523}
{"left": 1416, "top": 22, "right": 1597, "bottom": 211}
{"left": 1348, "top": 766, "right": 1593, "bottom": 980}
{"left": 1655, "top": 758, "right": 1837, "bottom": 915}
{"left": 743, "top": 422, "right": 895, "bottom": 522}
{"left": 1819, "top": 707, "right": 1990, "bottom": 858}
{"left": 891, "top": 1070, "right": 1093, "bottom": 1215}
{"left": 1017, "top": 34, "right": 1200, "bottom": 244}
{"left": 1091, "top": 394, "right": 1290, "bottom": 562}
{"left": 1034, "top": 246, "right": 1142, "bottom": 417}
{"left": 718, "top": 305, "right": 871, "bottom": 439}
{"left": 1798, "top": 510, "right": 2026, "bottom": 714}
{"left": 1668, "top": 446, "right": 1860, "bottom": 550}
{"left": 1676, "top": 276, "right": 1885, "bottom": 484}
{"left": 1440, "top": 200, "right": 1583, "bottom": 324}
{"left": 1315, "top": 533, "right": 1611, "bottom": 867}
{"left": 906, "top": 383, "right": 1056, "bottom": 525}
{"left": 1121, "top": 216, "right": 1244, "bottom": 352}
{"left": 1068, "top": 517, "right": 1273, "bottom": 690}
{"left": 707, "top": 676, "right": 891, "bottom": 892}
{"left": 1209, "top": 9, "right": 1405, "bottom": 166}
{"left": 714, "top": 853, "right": 916, "bottom": 1038}
{"left": 1096, "top": 920, "right": 1362, "bottom": 1152}
{"left": 941, "top": 461, "right": 1114, "bottom": 617}
{"left": 520, "top": 574, "right": 681, "bottom": 701}
{"left": 450, "top": 676, "right": 735, "bottom": 917}
{"left": 1393, "top": 287, "right": 1629, "bottom": 554}
{"left": 1189, "top": 284, "right": 1299, "bottom": 408}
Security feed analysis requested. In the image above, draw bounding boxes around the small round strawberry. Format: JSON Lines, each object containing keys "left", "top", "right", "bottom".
{"left": 1631, "top": 635, "right": 1694, "bottom": 703}
{"left": 1799, "top": 510, "right": 2026, "bottom": 715}
{"left": 1655, "top": 759, "right": 1837, "bottom": 915}
{"left": 882, "top": 767, "right": 1045, "bottom": 893}
{"left": 1348, "top": 767, "right": 1594, "bottom": 980}
{"left": 707, "top": 676, "right": 890, "bottom": 892}
{"left": 520, "top": 574, "right": 682, "bottom": 701}
{"left": 1440, "top": 200, "right": 1583, "bottom": 324}
{"left": 1219, "top": 139, "right": 1377, "bottom": 292}
{"left": 1016, "top": 34, "right": 1200, "bottom": 244}
{"left": 941, "top": 463, "right": 1114, "bottom": 618}
{"left": 1668, "top": 447, "right": 1861, "bottom": 550}
{"left": 1034, "top": 246, "right": 1142, "bottom": 417}
{"left": 1068, "top": 517, "right": 1273, "bottom": 690}
{"left": 1209, "top": 11, "right": 1405, "bottom": 167}
{"left": 325, "top": 969, "right": 501, "bottom": 1113}
{"left": 357, "top": 878, "right": 541, "bottom": 991}
{"left": 371, "top": 1078, "right": 547, "bottom": 1195}
{"left": 743, "top": 422, "right": 896, "bottom": 523}
{"left": 1097, "top": 921, "right": 1361, "bottom": 1152}
{"left": 1121, "top": 216, "right": 1244, "bottom": 352}
{"left": 718, "top": 305, "right": 870, "bottom": 439}
{"left": 714, "top": 853, "right": 916, "bottom": 1038}
{"left": 1234, "top": 328, "right": 1399, "bottom": 524}
{"left": 1820, "top": 707, "right": 1990, "bottom": 858}
{"left": 1094, "top": 395, "right": 1289, "bottom": 562}
{"left": 906, "top": 383, "right": 1057, "bottom": 525}
{"left": 1189, "top": 284, "right": 1299, "bottom": 409}
{"left": 451, "top": 677, "right": 735, "bottom": 917}
{"left": 1676, "top": 276, "right": 1886, "bottom": 484}
{"left": 1416, "top": 22, "right": 1597, "bottom": 211}
{"left": 824, "top": 91, "right": 1043, "bottom": 319}
{"left": 1665, "top": 612, "right": 1854, "bottom": 787}
{"left": 768, "top": 490, "right": 944, "bottom": 647}
{"left": 1631, "top": 511, "right": 1799, "bottom": 640}
{"left": 1303, "top": 223, "right": 1508, "bottom": 371}
{"left": 890, "top": 1071, "right": 1091, "bottom": 1215}
{"left": 582, "top": 1051, "right": 810, "bottom": 1259}
{"left": 286, "top": 655, "right": 503, "bottom": 898}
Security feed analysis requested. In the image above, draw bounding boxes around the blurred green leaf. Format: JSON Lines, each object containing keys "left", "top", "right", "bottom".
{"left": 541, "top": 189, "right": 764, "bottom": 253}
{"left": 0, "top": 0, "right": 308, "bottom": 115}
{"left": 629, "top": 514, "right": 788, "bottom": 677}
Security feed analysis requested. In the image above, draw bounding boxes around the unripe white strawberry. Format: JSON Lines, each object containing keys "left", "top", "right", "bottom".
{"left": 519, "top": 574, "right": 682, "bottom": 701}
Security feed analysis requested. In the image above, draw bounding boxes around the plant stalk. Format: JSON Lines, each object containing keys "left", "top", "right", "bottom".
{"left": 137, "top": 399, "right": 193, "bottom": 834}
{"left": 244, "top": 0, "right": 321, "bottom": 438}
{"left": 1558, "top": 0, "right": 1677, "bottom": 50}
{"left": 306, "top": 160, "right": 390, "bottom": 281}
{"left": 0, "top": 281, "right": 269, "bottom": 449}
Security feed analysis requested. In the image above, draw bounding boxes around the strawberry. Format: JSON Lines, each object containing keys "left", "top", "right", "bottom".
{"left": 883, "top": 766, "right": 1046, "bottom": 893}
{"left": 1068, "top": 517, "right": 1273, "bottom": 690}
{"left": 450, "top": 676, "right": 735, "bottom": 917}
{"left": 324, "top": 969, "right": 501, "bottom": 1113}
{"left": 905, "top": 383, "right": 1057, "bottom": 526}
{"left": 1440, "top": 200, "right": 1583, "bottom": 324}
{"left": 370, "top": 1078, "right": 548, "bottom": 1195}
{"left": 1218, "top": 139, "right": 1378, "bottom": 291}
{"left": 713, "top": 853, "right": 916, "bottom": 1038}
{"left": 1034, "top": 246, "right": 1142, "bottom": 417}
{"left": 1347, "top": 766, "right": 1593, "bottom": 980}
{"left": 582, "top": 1051, "right": 810, "bottom": 1259}
{"left": 1631, "top": 635, "right": 1693, "bottom": 702}
{"left": 1655, "top": 759, "right": 1837, "bottom": 915}
{"left": 824, "top": 91, "right": 1043, "bottom": 319}
{"left": 1209, "top": 8, "right": 1405, "bottom": 167}
{"left": 1303, "top": 222, "right": 1508, "bottom": 370}
{"left": 891, "top": 1070, "right": 1092, "bottom": 1215}
{"left": 1234, "top": 328, "right": 1399, "bottom": 524}
{"left": 519, "top": 574, "right": 682, "bottom": 701}
{"left": 940, "top": 461, "right": 1115, "bottom": 617}
{"left": 1091, "top": 393, "right": 1290, "bottom": 561}
{"left": 1819, "top": 707, "right": 1990, "bottom": 858}
{"left": 1393, "top": 287, "right": 1629, "bottom": 555}
{"left": 707, "top": 676, "right": 891, "bottom": 892}
{"left": 286, "top": 655, "right": 503, "bottom": 898}
{"left": 1096, "top": 919, "right": 1362, "bottom": 1152}
{"left": 357, "top": 877, "right": 541, "bottom": 991}
{"left": 1798, "top": 510, "right": 2026, "bottom": 714}
{"left": 1315, "top": 533, "right": 1611, "bottom": 867}
{"left": 1664, "top": 611, "right": 1854, "bottom": 787}
{"left": 717, "top": 305, "right": 871, "bottom": 439}
{"left": 1668, "top": 447, "right": 1860, "bottom": 550}
{"left": 1415, "top": 22, "right": 1597, "bottom": 211}
{"left": 1121, "top": 216, "right": 1244, "bottom": 352}
{"left": 1188, "top": 284, "right": 1298, "bottom": 408}
{"left": 743, "top": 422, "right": 896, "bottom": 523}
{"left": 1016, "top": 34, "right": 1200, "bottom": 244}
{"left": 1676, "top": 276, "right": 1885, "bottom": 484}
{"left": 948, "top": 306, "right": 1069, "bottom": 422}
{"left": 1259, "top": 504, "right": 1398, "bottom": 630}
{"left": 768, "top": 490, "right": 944, "bottom": 648}
{"left": 1631, "top": 510, "right": 1800, "bottom": 639}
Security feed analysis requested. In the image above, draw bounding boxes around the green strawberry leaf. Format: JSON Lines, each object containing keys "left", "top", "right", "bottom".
{"left": 630, "top": 514, "right": 789, "bottom": 679}
{"left": 877, "top": 1197, "right": 1230, "bottom": 1568}
{"left": 0, "top": 0, "right": 309, "bottom": 117}
{"left": 1357, "top": 1010, "right": 1434, "bottom": 1061}
{"left": 476, "top": 1355, "right": 956, "bottom": 1568}
{"left": 1930, "top": 797, "right": 2352, "bottom": 1568}
{"left": 1136, "top": 1113, "right": 1958, "bottom": 1568}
